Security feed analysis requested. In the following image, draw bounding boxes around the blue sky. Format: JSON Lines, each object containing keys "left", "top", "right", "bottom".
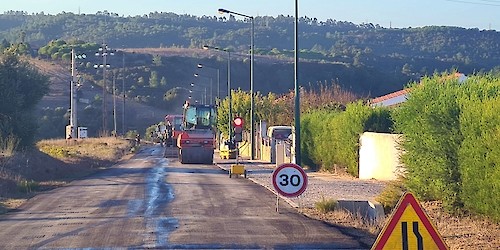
{"left": 1, "top": 0, "right": 498, "bottom": 30}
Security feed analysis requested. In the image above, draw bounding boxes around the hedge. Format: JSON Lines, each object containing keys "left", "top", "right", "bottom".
{"left": 393, "top": 72, "right": 500, "bottom": 220}
{"left": 301, "top": 102, "right": 392, "bottom": 176}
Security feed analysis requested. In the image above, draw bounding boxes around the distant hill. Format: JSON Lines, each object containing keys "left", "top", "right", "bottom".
{"left": 2, "top": 11, "right": 499, "bottom": 98}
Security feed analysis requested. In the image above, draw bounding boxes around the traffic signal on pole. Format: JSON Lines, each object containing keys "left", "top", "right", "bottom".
{"left": 233, "top": 117, "right": 244, "bottom": 142}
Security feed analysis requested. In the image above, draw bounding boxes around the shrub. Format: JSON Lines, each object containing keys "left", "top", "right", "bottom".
{"left": 17, "top": 179, "right": 39, "bottom": 193}
{"left": 315, "top": 196, "right": 338, "bottom": 214}
{"left": 393, "top": 72, "right": 500, "bottom": 219}
{"left": 457, "top": 76, "right": 500, "bottom": 221}
{"left": 0, "top": 134, "right": 19, "bottom": 157}
{"left": 392, "top": 74, "right": 463, "bottom": 209}
{"left": 376, "top": 179, "right": 407, "bottom": 214}
{"left": 301, "top": 102, "right": 392, "bottom": 176}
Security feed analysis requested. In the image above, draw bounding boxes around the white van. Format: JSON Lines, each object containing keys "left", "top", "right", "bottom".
{"left": 266, "top": 126, "right": 293, "bottom": 163}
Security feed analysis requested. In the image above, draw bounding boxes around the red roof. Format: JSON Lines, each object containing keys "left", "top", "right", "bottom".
{"left": 371, "top": 89, "right": 410, "bottom": 104}
{"left": 371, "top": 73, "right": 466, "bottom": 107}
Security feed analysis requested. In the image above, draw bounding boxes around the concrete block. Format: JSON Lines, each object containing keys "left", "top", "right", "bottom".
{"left": 337, "top": 200, "right": 385, "bottom": 222}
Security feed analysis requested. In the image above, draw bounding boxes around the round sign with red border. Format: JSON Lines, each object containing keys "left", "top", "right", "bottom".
{"left": 272, "top": 163, "right": 308, "bottom": 197}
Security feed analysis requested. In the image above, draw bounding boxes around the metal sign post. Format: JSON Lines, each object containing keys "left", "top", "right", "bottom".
{"left": 272, "top": 163, "right": 308, "bottom": 213}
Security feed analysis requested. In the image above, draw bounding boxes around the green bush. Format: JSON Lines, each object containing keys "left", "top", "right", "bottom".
{"left": 301, "top": 102, "right": 392, "bottom": 176}
{"left": 393, "top": 72, "right": 500, "bottom": 220}
{"left": 315, "top": 197, "right": 338, "bottom": 214}
{"left": 301, "top": 109, "right": 340, "bottom": 171}
{"left": 376, "top": 180, "right": 407, "bottom": 214}
{"left": 392, "top": 74, "right": 463, "bottom": 209}
{"left": 457, "top": 76, "right": 500, "bottom": 221}
{"left": 125, "top": 130, "right": 139, "bottom": 139}
{"left": 17, "top": 179, "right": 39, "bottom": 193}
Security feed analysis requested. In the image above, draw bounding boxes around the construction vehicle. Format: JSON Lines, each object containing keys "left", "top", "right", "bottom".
{"left": 163, "top": 114, "right": 183, "bottom": 158}
{"left": 176, "top": 102, "right": 216, "bottom": 164}
{"left": 164, "top": 114, "right": 183, "bottom": 146}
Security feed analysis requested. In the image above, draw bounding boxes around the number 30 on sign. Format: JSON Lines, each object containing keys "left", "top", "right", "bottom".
{"left": 272, "top": 163, "right": 308, "bottom": 197}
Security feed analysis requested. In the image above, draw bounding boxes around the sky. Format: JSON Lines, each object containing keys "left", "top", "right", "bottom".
{"left": 1, "top": 0, "right": 499, "bottom": 30}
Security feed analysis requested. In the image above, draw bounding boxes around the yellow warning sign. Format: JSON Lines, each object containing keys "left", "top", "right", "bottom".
{"left": 372, "top": 192, "right": 449, "bottom": 250}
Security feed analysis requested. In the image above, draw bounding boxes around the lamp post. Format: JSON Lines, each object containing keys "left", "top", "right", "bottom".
{"left": 112, "top": 71, "right": 117, "bottom": 136}
{"left": 197, "top": 64, "right": 220, "bottom": 105}
{"left": 188, "top": 82, "right": 201, "bottom": 103}
{"left": 94, "top": 44, "right": 114, "bottom": 135}
{"left": 203, "top": 45, "right": 232, "bottom": 140}
{"left": 218, "top": 8, "right": 255, "bottom": 159}
{"left": 69, "top": 48, "right": 86, "bottom": 139}
{"left": 294, "top": 0, "right": 301, "bottom": 164}
{"left": 194, "top": 73, "right": 214, "bottom": 105}
{"left": 120, "top": 49, "right": 126, "bottom": 137}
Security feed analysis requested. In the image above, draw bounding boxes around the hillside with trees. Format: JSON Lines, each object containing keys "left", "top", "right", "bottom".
{"left": 0, "top": 10, "right": 499, "bottom": 139}
{"left": 0, "top": 11, "right": 499, "bottom": 97}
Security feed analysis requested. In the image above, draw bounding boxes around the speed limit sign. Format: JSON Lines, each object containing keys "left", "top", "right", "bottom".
{"left": 272, "top": 163, "right": 308, "bottom": 197}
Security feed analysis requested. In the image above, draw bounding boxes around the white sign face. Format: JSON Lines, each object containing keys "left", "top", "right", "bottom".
{"left": 272, "top": 163, "right": 308, "bottom": 197}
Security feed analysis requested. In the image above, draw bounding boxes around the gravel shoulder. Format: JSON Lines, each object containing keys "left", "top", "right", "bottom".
{"left": 213, "top": 158, "right": 387, "bottom": 209}
{"left": 213, "top": 156, "right": 500, "bottom": 250}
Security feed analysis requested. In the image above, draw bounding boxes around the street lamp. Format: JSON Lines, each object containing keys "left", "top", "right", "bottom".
{"left": 187, "top": 83, "right": 202, "bottom": 103}
{"left": 194, "top": 73, "right": 214, "bottom": 105}
{"left": 197, "top": 64, "right": 221, "bottom": 104}
{"left": 120, "top": 50, "right": 126, "bottom": 137}
{"left": 218, "top": 8, "right": 255, "bottom": 159}
{"left": 112, "top": 71, "right": 117, "bottom": 136}
{"left": 203, "top": 45, "right": 232, "bottom": 140}
{"left": 294, "top": 0, "right": 301, "bottom": 164}
{"left": 94, "top": 44, "right": 115, "bottom": 135}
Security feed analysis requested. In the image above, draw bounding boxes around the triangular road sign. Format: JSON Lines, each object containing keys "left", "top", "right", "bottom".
{"left": 372, "top": 192, "right": 449, "bottom": 250}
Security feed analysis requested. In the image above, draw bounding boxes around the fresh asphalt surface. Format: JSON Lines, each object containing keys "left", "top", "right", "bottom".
{"left": 0, "top": 145, "right": 367, "bottom": 249}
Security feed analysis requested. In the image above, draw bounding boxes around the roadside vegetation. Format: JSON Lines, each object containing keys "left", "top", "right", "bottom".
{"left": 0, "top": 137, "right": 134, "bottom": 214}
{"left": 297, "top": 72, "right": 500, "bottom": 249}
{"left": 2, "top": 46, "right": 499, "bottom": 248}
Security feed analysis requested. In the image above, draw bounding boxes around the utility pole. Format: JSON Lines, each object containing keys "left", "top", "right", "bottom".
{"left": 113, "top": 71, "right": 117, "bottom": 136}
{"left": 70, "top": 49, "right": 77, "bottom": 139}
{"left": 95, "top": 44, "right": 114, "bottom": 135}
{"left": 122, "top": 52, "right": 126, "bottom": 136}
{"left": 69, "top": 48, "right": 86, "bottom": 139}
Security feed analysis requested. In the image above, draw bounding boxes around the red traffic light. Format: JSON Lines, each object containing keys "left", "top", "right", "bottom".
{"left": 233, "top": 117, "right": 243, "bottom": 127}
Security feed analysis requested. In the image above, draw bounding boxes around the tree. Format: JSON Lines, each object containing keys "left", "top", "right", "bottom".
{"left": 0, "top": 53, "right": 49, "bottom": 147}
{"left": 152, "top": 54, "right": 162, "bottom": 66}
{"left": 149, "top": 71, "right": 159, "bottom": 88}
{"left": 160, "top": 76, "right": 167, "bottom": 86}
{"left": 137, "top": 76, "right": 145, "bottom": 87}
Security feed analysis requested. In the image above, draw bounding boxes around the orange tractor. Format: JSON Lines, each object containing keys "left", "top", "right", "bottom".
{"left": 176, "top": 102, "right": 216, "bottom": 164}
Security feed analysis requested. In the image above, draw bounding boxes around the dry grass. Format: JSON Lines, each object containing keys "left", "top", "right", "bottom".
{"left": 315, "top": 196, "right": 338, "bottom": 214}
{"left": 422, "top": 201, "right": 500, "bottom": 250}
{"left": 301, "top": 198, "right": 500, "bottom": 249}
{"left": 0, "top": 198, "right": 25, "bottom": 214}
{"left": 37, "top": 137, "right": 132, "bottom": 161}
{"left": 0, "top": 134, "right": 19, "bottom": 158}
{"left": 300, "top": 207, "right": 383, "bottom": 247}
{"left": 0, "top": 137, "right": 134, "bottom": 214}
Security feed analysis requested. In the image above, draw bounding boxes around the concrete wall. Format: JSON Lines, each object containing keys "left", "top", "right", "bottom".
{"left": 359, "top": 132, "right": 403, "bottom": 180}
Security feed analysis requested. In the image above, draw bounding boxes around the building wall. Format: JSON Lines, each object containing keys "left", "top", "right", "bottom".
{"left": 359, "top": 132, "right": 403, "bottom": 180}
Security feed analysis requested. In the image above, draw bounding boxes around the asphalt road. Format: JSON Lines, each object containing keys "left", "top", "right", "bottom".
{"left": 0, "top": 146, "right": 367, "bottom": 249}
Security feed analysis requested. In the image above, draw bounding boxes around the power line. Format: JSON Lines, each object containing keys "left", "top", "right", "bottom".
{"left": 445, "top": 0, "right": 500, "bottom": 6}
